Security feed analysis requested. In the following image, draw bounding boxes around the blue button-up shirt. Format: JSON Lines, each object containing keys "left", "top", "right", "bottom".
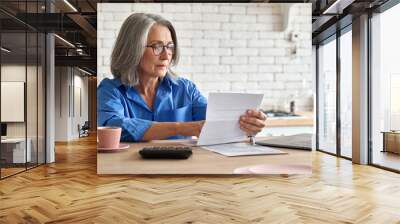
{"left": 97, "top": 74, "right": 207, "bottom": 142}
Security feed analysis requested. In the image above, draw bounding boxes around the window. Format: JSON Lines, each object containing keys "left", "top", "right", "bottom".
{"left": 317, "top": 37, "right": 337, "bottom": 154}
{"left": 371, "top": 3, "right": 400, "bottom": 171}
{"left": 340, "top": 29, "right": 352, "bottom": 158}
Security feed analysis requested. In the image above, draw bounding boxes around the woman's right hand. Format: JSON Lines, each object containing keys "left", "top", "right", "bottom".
{"left": 177, "top": 120, "right": 205, "bottom": 137}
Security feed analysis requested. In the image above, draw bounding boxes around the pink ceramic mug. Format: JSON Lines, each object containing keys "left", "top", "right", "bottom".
{"left": 97, "top": 126, "right": 122, "bottom": 149}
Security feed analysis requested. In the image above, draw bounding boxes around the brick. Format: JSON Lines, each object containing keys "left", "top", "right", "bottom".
{"left": 275, "top": 73, "right": 304, "bottom": 81}
{"left": 204, "top": 65, "right": 230, "bottom": 73}
{"left": 204, "top": 48, "right": 231, "bottom": 56}
{"left": 101, "top": 3, "right": 132, "bottom": 12}
{"left": 257, "top": 15, "right": 282, "bottom": 23}
{"left": 203, "top": 31, "right": 230, "bottom": 39}
{"left": 133, "top": 3, "right": 162, "bottom": 12}
{"left": 248, "top": 40, "right": 274, "bottom": 48}
{"left": 219, "top": 5, "right": 245, "bottom": 14}
{"left": 275, "top": 56, "right": 303, "bottom": 64}
{"left": 103, "top": 21, "right": 123, "bottom": 30}
{"left": 180, "top": 47, "right": 203, "bottom": 56}
{"left": 221, "top": 23, "right": 248, "bottom": 31}
{"left": 259, "top": 82, "right": 285, "bottom": 89}
{"left": 102, "top": 56, "right": 110, "bottom": 66}
{"left": 233, "top": 48, "right": 258, "bottom": 56}
{"left": 274, "top": 40, "right": 291, "bottom": 48}
{"left": 300, "top": 5, "right": 312, "bottom": 16}
{"left": 177, "top": 64, "right": 204, "bottom": 73}
{"left": 201, "top": 82, "right": 231, "bottom": 91}
{"left": 220, "top": 40, "right": 247, "bottom": 48}
{"left": 231, "top": 15, "right": 256, "bottom": 23}
{"left": 97, "top": 21, "right": 103, "bottom": 30}
{"left": 299, "top": 23, "right": 312, "bottom": 31}
{"left": 192, "top": 4, "right": 219, "bottom": 13}
{"left": 299, "top": 40, "right": 311, "bottom": 48}
{"left": 269, "top": 5, "right": 282, "bottom": 15}
{"left": 179, "top": 38, "right": 192, "bottom": 47}
{"left": 249, "top": 57, "right": 274, "bottom": 64}
{"left": 247, "top": 6, "right": 273, "bottom": 15}
{"left": 97, "top": 56, "right": 103, "bottom": 67}
{"left": 259, "top": 32, "right": 285, "bottom": 39}
{"left": 177, "top": 56, "right": 191, "bottom": 66}
{"left": 283, "top": 65, "right": 310, "bottom": 73}
{"left": 98, "top": 48, "right": 112, "bottom": 57}
{"left": 192, "top": 39, "right": 219, "bottom": 47}
{"left": 259, "top": 48, "right": 286, "bottom": 56}
{"left": 173, "top": 13, "right": 202, "bottom": 21}
{"left": 202, "top": 13, "right": 229, "bottom": 22}
{"left": 221, "top": 56, "right": 247, "bottom": 65}
{"left": 247, "top": 73, "right": 274, "bottom": 81}
{"left": 98, "top": 12, "right": 113, "bottom": 21}
{"left": 113, "top": 13, "right": 132, "bottom": 21}
{"left": 174, "top": 21, "right": 194, "bottom": 30}
{"left": 297, "top": 48, "right": 312, "bottom": 56}
{"left": 192, "top": 22, "right": 221, "bottom": 30}
{"left": 232, "top": 32, "right": 258, "bottom": 40}
{"left": 259, "top": 65, "right": 282, "bottom": 72}
{"left": 177, "top": 30, "right": 203, "bottom": 39}
{"left": 247, "top": 23, "right": 274, "bottom": 32}
{"left": 192, "top": 73, "right": 222, "bottom": 82}
{"left": 231, "top": 65, "right": 258, "bottom": 73}
{"left": 163, "top": 4, "right": 191, "bottom": 13}
{"left": 192, "top": 56, "right": 219, "bottom": 65}
{"left": 102, "top": 38, "right": 115, "bottom": 48}
{"left": 219, "top": 73, "right": 247, "bottom": 81}
{"left": 285, "top": 82, "right": 304, "bottom": 89}
{"left": 232, "top": 82, "right": 258, "bottom": 90}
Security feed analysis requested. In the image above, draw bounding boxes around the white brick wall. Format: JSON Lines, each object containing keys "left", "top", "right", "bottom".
{"left": 98, "top": 3, "right": 312, "bottom": 111}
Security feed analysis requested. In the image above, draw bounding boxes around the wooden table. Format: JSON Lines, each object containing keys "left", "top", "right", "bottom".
{"left": 381, "top": 131, "right": 400, "bottom": 154}
{"left": 97, "top": 139, "right": 311, "bottom": 175}
{"left": 267, "top": 111, "right": 314, "bottom": 127}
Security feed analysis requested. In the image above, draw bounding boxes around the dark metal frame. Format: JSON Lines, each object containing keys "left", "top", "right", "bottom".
{"left": 315, "top": 20, "right": 352, "bottom": 162}
{"left": 367, "top": 0, "right": 400, "bottom": 173}
{"left": 315, "top": 0, "right": 400, "bottom": 172}
{"left": 336, "top": 19, "right": 341, "bottom": 158}
{"left": 0, "top": 0, "right": 47, "bottom": 179}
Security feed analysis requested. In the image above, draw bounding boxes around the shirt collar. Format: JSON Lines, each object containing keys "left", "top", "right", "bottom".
{"left": 122, "top": 73, "right": 178, "bottom": 109}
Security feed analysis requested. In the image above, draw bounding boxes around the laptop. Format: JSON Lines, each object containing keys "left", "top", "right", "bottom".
{"left": 256, "top": 133, "right": 312, "bottom": 151}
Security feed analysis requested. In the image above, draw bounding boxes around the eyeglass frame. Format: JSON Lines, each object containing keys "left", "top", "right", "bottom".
{"left": 145, "top": 43, "right": 175, "bottom": 56}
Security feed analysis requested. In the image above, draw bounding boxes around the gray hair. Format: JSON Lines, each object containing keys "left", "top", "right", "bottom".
{"left": 110, "top": 13, "right": 180, "bottom": 86}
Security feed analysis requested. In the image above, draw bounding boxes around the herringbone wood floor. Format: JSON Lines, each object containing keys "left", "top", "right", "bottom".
{"left": 0, "top": 135, "right": 400, "bottom": 224}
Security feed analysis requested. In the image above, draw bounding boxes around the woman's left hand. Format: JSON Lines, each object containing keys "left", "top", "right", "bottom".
{"left": 239, "top": 109, "right": 267, "bottom": 136}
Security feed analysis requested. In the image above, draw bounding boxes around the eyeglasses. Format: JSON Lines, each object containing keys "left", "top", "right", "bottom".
{"left": 146, "top": 43, "right": 175, "bottom": 56}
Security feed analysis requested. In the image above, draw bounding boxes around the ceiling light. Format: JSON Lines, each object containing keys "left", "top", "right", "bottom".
{"left": 322, "top": 0, "right": 355, "bottom": 14}
{"left": 63, "top": 0, "right": 78, "bottom": 12}
{"left": 1, "top": 47, "right": 11, "bottom": 53}
{"left": 78, "top": 67, "right": 93, "bottom": 76}
{"left": 54, "top": 34, "right": 75, "bottom": 48}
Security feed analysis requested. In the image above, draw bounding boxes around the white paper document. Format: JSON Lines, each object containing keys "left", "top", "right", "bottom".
{"left": 203, "top": 142, "right": 287, "bottom": 157}
{"left": 197, "top": 92, "right": 264, "bottom": 146}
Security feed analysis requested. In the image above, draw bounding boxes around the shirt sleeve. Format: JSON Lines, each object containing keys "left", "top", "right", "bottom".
{"left": 188, "top": 81, "right": 207, "bottom": 121}
{"left": 97, "top": 82, "right": 152, "bottom": 142}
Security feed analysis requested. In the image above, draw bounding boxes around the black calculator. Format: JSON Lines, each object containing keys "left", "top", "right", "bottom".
{"left": 139, "top": 146, "right": 192, "bottom": 159}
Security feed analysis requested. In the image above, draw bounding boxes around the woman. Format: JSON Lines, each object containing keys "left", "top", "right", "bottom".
{"left": 97, "top": 13, "right": 267, "bottom": 142}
